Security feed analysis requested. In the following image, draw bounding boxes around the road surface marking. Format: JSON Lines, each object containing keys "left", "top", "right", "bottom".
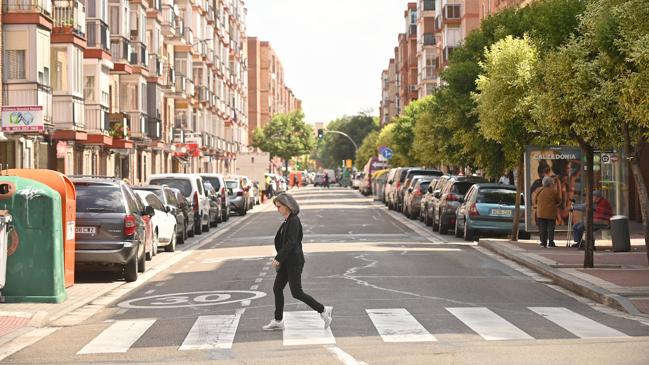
{"left": 77, "top": 319, "right": 155, "bottom": 354}
{"left": 326, "top": 346, "right": 369, "bottom": 365}
{"left": 447, "top": 307, "right": 533, "bottom": 340}
{"left": 179, "top": 310, "right": 244, "bottom": 350}
{"left": 255, "top": 278, "right": 263, "bottom": 283}
{"left": 366, "top": 308, "right": 436, "bottom": 342}
{"left": 529, "top": 307, "right": 629, "bottom": 338}
{"left": 145, "top": 289, "right": 155, "bottom": 295}
{"left": 283, "top": 310, "right": 335, "bottom": 346}
{"left": 259, "top": 272, "right": 267, "bottom": 277}
{"left": 250, "top": 285, "right": 258, "bottom": 290}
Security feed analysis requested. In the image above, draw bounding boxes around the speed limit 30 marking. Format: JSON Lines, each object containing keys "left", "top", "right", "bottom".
{"left": 117, "top": 290, "right": 266, "bottom": 309}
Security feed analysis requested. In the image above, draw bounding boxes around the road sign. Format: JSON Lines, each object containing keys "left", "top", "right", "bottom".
{"left": 601, "top": 153, "right": 611, "bottom": 164}
{"left": 381, "top": 147, "right": 393, "bottom": 160}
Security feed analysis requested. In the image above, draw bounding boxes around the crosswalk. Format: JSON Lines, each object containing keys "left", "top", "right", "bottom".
{"left": 76, "top": 306, "right": 632, "bottom": 355}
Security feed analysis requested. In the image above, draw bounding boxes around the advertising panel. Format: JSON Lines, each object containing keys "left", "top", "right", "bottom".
{"left": 1, "top": 106, "right": 44, "bottom": 132}
{"left": 524, "top": 146, "right": 583, "bottom": 232}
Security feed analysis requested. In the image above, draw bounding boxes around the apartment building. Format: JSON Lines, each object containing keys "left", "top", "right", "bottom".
{"left": 1, "top": 0, "right": 249, "bottom": 182}
{"left": 417, "top": 0, "right": 437, "bottom": 97}
{"left": 247, "top": 37, "right": 301, "bottom": 144}
{"left": 398, "top": 2, "right": 418, "bottom": 111}
{"left": 479, "top": 0, "right": 534, "bottom": 19}
{"left": 379, "top": 58, "right": 398, "bottom": 126}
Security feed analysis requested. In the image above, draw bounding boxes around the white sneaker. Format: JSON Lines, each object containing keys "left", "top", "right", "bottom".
{"left": 262, "top": 319, "right": 284, "bottom": 331}
{"left": 320, "top": 307, "right": 333, "bottom": 329}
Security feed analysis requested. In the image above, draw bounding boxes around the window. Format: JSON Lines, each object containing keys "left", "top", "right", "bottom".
{"left": 145, "top": 193, "right": 165, "bottom": 211}
{"left": 85, "top": 76, "right": 95, "bottom": 101}
{"left": 423, "top": 0, "right": 435, "bottom": 11}
{"left": 51, "top": 48, "right": 67, "bottom": 91}
{"left": 5, "top": 50, "right": 26, "bottom": 80}
{"left": 445, "top": 4, "right": 461, "bottom": 19}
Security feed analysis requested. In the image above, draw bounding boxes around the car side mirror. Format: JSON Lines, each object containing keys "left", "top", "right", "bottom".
{"left": 408, "top": 187, "right": 413, "bottom": 193}
{"left": 434, "top": 191, "right": 441, "bottom": 199}
{"left": 388, "top": 180, "right": 393, "bottom": 184}
{"left": 145, "top": 205, "right": 155, "bottom": 216}
{"left": 458, "top": 197, "right": 464, "bottom": 203}
{"left": 165, "top": 206, "right": 171, "bottom": 213}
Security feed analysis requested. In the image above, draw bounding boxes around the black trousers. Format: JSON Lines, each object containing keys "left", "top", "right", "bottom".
{"left": 537, "top": 218, "right": 556, "bottom": 246}
{"left": 273, "top": 263, "right": 324, "bottom": 321}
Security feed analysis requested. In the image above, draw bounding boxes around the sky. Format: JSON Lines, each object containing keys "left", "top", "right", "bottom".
{"left": 245, "top": 0, "right": 411, "bottom": 124}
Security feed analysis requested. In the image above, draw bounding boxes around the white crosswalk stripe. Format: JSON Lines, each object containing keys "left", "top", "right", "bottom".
{"left": 179, "top": 309, "right": 244, "bottom": 350}
{"left": 283, "top": 310, "right": 336, "bottom": 346}
{"left": 447, "top": 307, "right": 534, "bottom": 341}
{"left": 366, "top": 308, "right": 437, "bottom": 342}
{"left": 77, "top": 319, "right": 156, "bottom": 354}
{"left": 529, "top": 307, "right": 629, "bottom": 339}
{"left": 75, "top": 306, "right": 635, "bottom": 354}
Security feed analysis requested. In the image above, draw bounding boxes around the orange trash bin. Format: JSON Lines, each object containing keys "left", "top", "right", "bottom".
{"left": 8, "top": 169, "right": 77, "bottom": 287}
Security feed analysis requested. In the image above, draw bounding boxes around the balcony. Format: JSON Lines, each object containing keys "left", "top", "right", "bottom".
{"left": 443, "top": 4, "right": 461, "bottom": 22}
{"left": 86, "top": 20, "right": 109, "bottom": 51}
{"left": 421, "top": 66, "right": 438, "bottom": 81}
{"left": 423, "top": 33, "right": 435, "bottom": 46}
{"left": 84, "top": 105, "right": 109, "bottom": 133}
{"left": 161, "top": 64, "right": 175, "bottom": 91}
{"left": 183, "top": 27, "right": 194, "bottom": 48}
{"left": 52, "top": 0, "right": 86, "bottom": 38}
{"left": 174, "top": 74, "right": 186, "bottom": 97}
{"left": 110, "top": 37, "right": 131, "bottom": 63}
{"left": 127, "top": 112, "right": 148, "bottom": 139}
{"left": 130, "top": 41, "right": 148, "bottom": 67}
{"left": 185, "top": 79, "right": 195, "bottom": 98}
{"left": 148, "top": 54, "right": 163, "bottom": 76}
{"left": 53, "top": 94, "right": 85, "bottom": 130}
{"left": 3, "top": 0, "right": 52, "bottom": 16}
{"left": 443, "top": 46, "right": 456, "bottom": 63}
{"left": 161, "top": 4, "right": 177, "bottom": 37}
{"left": 197, "top": 86, "right": 208, "bottom": 102}
{"left": 2, "top": 83, "right": 53, "bottom": 124}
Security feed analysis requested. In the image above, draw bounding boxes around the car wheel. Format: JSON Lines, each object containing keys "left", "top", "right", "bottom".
{"left": 124, "top": 254, "right": 138, "bottom": 282}
{"left": 195, "top": 220, "right": 202, "bottom": 235}
{"left": 145, "top": 239, "right": 153, "bottom": 261}
{"left": 432, "top": 212, "right": 439, "bottom": 231}
{"left": 165, "top": 230, "right": 177, "bottom": 252}
{"left": 152, "top": 233, "right": 158, "bottom": 256}
{"left": 188, "top": 222, "right": 195, "bottom": 237}
{"left": 464, "top": 222, "right": 476, "bottom": 242}
{"left": 519, "top": 231, "right": 531, "bottom": 240}
{"left": 439, "top": 213, "right": 449, "bottom": 234}
{"left": 138, "top": 243, "right": 146, "bottom": 273}
{"left": 210, "top": 214, "right": 218, "bottom": 227}
{"left": 177, "top": 222, "right": 186, "bottom": 244}
{"left": 241, "top": 207, "right": 247, "bottom": 216}
{"left": 225, "top": 207, "right": 230, "bottom": 221}
{"left": 454, "top": 218, "right": 463, "bottom": 238}
{"left": 202, "top": 221, "right": 210, "bottom": 232}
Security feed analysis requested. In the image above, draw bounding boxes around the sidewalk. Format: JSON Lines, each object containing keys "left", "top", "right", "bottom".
{"left": 480, "top": 223, "right": 649, "bottom": 317}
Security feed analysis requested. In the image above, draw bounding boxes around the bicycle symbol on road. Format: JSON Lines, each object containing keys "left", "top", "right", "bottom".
{"left": 117, "top": 290, "right": 266, "bottom": 309}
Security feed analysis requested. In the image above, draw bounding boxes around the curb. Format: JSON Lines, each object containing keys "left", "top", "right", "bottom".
{"left": 479, "top": 239, "right": 646, "bottom": 317}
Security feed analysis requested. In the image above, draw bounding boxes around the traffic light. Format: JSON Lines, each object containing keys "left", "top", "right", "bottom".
{"left": 317, "top": 129, "right": 324, "bottom": 139}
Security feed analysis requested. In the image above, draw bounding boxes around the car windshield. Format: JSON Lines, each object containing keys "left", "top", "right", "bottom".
{"left": 477, "top": 189, "right": 517, "bottom": 205}
{"left": 136, "top": 188, "right": 164, "bottom": 202}
{"left": 202, "top": 176, "right": 221, "bottom": 190}
{"left": 451, "top": 182, "right": 476, "bottom": 195}
{"left": 75, "top": 186, "right": 126, "bottom": 213}
{"left": 149, "top": 178, "right": 192, "bottom": 197}
{"left": 225, "top": 180, "right": 239, "bottom": 189}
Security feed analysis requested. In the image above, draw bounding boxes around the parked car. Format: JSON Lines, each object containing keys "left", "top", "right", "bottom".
{"left": 226, "top": 178, "right": 247, "bottom": 215}
{"left": 200, "top": 173, "right": 230, "bottom": 222}
{"left": 420, "top": 177, "right": 441, "bottom": 225}
{"left": 383, "top": 168, "right": 399, "bottom": 207}
{"left": 397, "top": 168, "right": 443, "bottom": 212}
{"left": 72, "top": 177, "right": 147, "bottom": 282}
{"left": 403, "top": 177, "right": 433, "bottom": 219}
{"left": 203, "top": 182, "right": 222, "bottom": 227}
{"left": 352, "top": 172, "right": 364, "bottom": 190}
{"left": 386, "top": 167, "right": 409, "bottom": 210}
{"left": 455, "top": 183, "right": 531, "bottom": 241}
{"left": 134, "top": 185, "right": 187, "bottom": 244}
{"left": 229, "top": 175, "right": 254, "bottom": 210}
{"left": 134, "top": 190, "right": 178, "bottom": 252}
{"left": 430, "top": 176, "right": 488, "bottom": 234}
{"left": 148, "top": 173, "right": 210, "bottom": 234}
{"left": 169, "top": 187, "right": 195, "bottom": 240}
{"left": 371, "top": 169, "right": 390, "bottom": 202}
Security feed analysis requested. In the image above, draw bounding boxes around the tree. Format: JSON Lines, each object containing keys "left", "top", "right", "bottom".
{"left": 533, "top": 38, "right": 619, "bottom": 267}
{"left": 355, "top": 130, "right": 379, "bottom": 169}
{"left": 251, "top": 110, "right": 314, "bottom": 175}
{"left": 318, "top": 113, "right": 378, "bottom": 168}
{"left": 474, "top": 35, "right": 541, "bottom": 241}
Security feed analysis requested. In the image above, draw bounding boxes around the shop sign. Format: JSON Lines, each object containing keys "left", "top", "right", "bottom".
{"left": 1, "top": 106, "right": 44, "bottom": 132}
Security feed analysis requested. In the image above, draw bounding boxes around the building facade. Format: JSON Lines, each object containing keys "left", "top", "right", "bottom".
{"left": 246, "top": 37, "right": 301, "bottom": 145}
{"left": 1, "top": 0, "right": 249, "bottom": 182}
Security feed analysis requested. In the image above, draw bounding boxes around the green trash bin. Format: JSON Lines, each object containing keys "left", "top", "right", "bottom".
{"left": 0, "top": 176, "right": 67, "bottom": 303}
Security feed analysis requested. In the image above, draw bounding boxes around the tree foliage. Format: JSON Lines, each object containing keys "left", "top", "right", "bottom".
{"left": 355, "top": 130, "right": 379, "bottom": 169}
{"left": 251, "top": 110, "right": 314, "bottom": 162}
{"left": 317, "top": 113, "right": 378, "bottom": 168}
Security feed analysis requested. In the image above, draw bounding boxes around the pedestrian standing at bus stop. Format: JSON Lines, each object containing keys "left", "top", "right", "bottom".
{"left": 262, "top": 193, "right": 333, "bottom": 331}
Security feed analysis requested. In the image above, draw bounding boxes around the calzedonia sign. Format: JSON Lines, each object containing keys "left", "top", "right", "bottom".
{"left": 1, "top": 106, "right": 44, "bottom": 132}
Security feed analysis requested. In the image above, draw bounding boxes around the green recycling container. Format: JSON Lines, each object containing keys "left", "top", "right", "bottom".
{"left": 0, "top": 176, "right": 67, "bottom": 303}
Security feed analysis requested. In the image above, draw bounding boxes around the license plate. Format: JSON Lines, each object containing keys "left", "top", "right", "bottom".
{"left": 490, "top": 209, "right": 512, "bottom": 217}
{"left": 76, "top": 226, "right": 96, "bottom": 235}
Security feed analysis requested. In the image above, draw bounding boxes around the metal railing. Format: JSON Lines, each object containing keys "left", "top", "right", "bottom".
{"left": 2, "top": 83, "right": 53, "bottom": 123}
{"left": 3, "top": 0, "right": 52, "bottom": 16}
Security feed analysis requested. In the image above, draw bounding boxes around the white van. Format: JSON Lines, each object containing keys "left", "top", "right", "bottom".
{"left": 147, "top": 173, "right": 211, "bottom": 235}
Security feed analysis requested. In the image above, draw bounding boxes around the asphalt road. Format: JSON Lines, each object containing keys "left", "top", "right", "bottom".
{"left": 3, "top": 187, "right": 649, "bottom": 364}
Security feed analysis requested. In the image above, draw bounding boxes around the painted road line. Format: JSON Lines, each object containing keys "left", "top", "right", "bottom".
{"left": 255, "top": 278, "right": 263, "bottom": 283}
{"left": 326, "top": 346, "right": 369, "bottom": 365}
{"left": 447, "top": 307, "right": 533, "bottom": 341}
{"left": 529, "top": 307, "right": 629, "bottom": 338}
{"left": 250, "top": 285, "right": 258, "bottom": 290}
{"left": 77, "top": 319, "right": 156, "bottom": 354}
{"left": 179, "top": 310, "right": 244, "bottom": 350}
{"left": 283, "top": 310, "right": 335, "bottom": 346}
{"left": 366, "top": 308, "right": 436, "bottom": 343}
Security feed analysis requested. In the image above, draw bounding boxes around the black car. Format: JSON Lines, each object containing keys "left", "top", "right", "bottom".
{"left": 133, "top": 185, "right": 188, "bottom": 244}
{"left": 72, "top": 177, "right": 149, "bottom": 282}
{"left": 397, "top": 169, "right": 443, "bottom": 212}
{"left": 169, "top": 187, "right": 195, "bottom": 240}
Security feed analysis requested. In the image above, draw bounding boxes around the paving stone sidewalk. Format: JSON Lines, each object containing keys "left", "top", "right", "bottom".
{"left": 480, "top": 237, "right": 649, "bottom": 317}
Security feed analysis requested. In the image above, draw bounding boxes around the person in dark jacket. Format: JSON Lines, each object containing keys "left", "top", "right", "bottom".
{"left": 262, "top": 193, "right": 333, "bottom": 331}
